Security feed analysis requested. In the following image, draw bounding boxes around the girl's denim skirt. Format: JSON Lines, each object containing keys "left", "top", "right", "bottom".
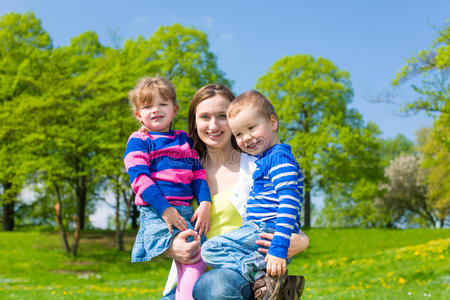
{"left": 131, "top": 205, "right": 197, "bottom": 263}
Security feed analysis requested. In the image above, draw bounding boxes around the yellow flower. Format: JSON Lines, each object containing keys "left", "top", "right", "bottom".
{"left": 398, "top": 277, "right": 406, "bottom": 285}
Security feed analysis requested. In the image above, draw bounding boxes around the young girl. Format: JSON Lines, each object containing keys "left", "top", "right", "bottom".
{"left": 124, "top": 77, "right": 211, "bottom": 300}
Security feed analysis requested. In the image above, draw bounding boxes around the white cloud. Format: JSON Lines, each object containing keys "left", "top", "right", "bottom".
{"left": 203, "top": 16, "right": 214, "bottom": 29}
{"left": 132, "top": 15, "right": 149, "bottom": 27}
{"left": 220, "top": 33, "right": 233, "bottom": 41}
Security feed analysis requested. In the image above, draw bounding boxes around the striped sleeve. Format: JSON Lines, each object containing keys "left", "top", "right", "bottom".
{"left": 267, "top": 154, "right": 303, "bottom": 259}
{"left": 187, "top": 136, "right": 211, "bottom": 205}
{"left": 124, "top": 132, "right": 171, "bottom": 214}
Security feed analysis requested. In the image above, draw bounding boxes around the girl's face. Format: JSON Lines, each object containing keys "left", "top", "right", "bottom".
{"left": 195, "top": 95, "right": 233, "bottom": 150}
{"left": 135, "top": 94, "right": 178, "bottom": 133}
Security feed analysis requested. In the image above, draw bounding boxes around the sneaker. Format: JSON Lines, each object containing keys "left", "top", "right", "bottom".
{"left": 281, "top": 275, "right": 305, "bottom": 299}
{"left": 253, "top": 272, "right": 288, "bottom": 300}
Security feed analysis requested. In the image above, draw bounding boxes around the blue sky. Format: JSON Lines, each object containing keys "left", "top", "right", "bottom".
{"left": 2, "top": 0, "right": 448, "bottom": 140}
{"left": 3, "top": 1, "right": 448, "bottom": 226}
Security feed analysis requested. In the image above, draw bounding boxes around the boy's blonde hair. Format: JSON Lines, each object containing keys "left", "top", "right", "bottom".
{"left": 227, "top": 90, "right": 278, "bottom": 123}
{"left": 128, "top": 77, "right": 177, "bottom": 114}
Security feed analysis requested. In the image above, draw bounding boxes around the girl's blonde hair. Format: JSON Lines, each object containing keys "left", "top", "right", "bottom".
{"left": 128, "top": 77, "right": 177, "bottom": 114}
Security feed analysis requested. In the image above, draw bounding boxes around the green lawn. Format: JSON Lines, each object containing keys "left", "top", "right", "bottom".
{"left": 0, "top": 228, "right": 448, "bottom": 299}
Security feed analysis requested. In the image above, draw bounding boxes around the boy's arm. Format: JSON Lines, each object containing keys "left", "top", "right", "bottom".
{"left": 124, "top": 132, "right": 172, "bottom": 214}
{"left": 267, "top": 153, "right": 304, "bottom": 259}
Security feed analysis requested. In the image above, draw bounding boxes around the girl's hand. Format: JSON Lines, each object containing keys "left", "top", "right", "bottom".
{"left": 164, "top": 229, "right": 201, "bottom": 264}
{"left": 265, "top": 254, "right": 286, "bottom": 277}
{"left": 162, "top": 207, "right": 187, "bottom": 234}
{"left": 191, "top": 201, "right": 211, "bottom": 236}
{"left": 256, "top": 231, "right": 309, "bottom": 259}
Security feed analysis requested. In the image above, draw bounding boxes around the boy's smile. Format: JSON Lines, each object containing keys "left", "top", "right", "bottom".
{"left": 228, "top": 107, "right": 279, "bottom": 156}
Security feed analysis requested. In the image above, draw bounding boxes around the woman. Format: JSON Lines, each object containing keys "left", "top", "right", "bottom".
{"left": 162, "top": 84, "right": 309, "bottom": 299}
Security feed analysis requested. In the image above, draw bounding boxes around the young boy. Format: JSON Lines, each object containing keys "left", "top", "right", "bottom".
{"left": 201, "top": 90, "right": 304, "bottom": 299}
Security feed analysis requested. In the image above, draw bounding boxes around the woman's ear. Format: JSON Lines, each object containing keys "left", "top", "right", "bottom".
{"left": 270, "top": 114, "right": 279, "bottom": 131}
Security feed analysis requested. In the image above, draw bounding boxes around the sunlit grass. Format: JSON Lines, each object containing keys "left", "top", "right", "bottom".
{"left": 0, "top": 228, "right": 448, "bottom": 299}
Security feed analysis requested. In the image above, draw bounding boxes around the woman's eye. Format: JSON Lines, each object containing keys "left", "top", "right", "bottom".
{"left": 235, "top": 133, "right": 241, "bottom": 137}
{"left": 160, "top": 103, "right": 168, "bottom": 106}
{"left": 219, "top": 114, "right": 227, "bottom": 119}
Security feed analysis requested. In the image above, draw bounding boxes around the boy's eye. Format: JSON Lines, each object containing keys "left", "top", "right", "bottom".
{"left": 219, "top": 114, "right": 227, "bottom": 119}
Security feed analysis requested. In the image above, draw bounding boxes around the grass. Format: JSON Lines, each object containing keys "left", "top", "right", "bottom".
{"left": 0, "top": 228, "right": 448, "bottom": 299}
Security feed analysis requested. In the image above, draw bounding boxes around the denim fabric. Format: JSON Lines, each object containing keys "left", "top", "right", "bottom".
{"left": 160, "top": 286, "right": 176, "bottom": 300}
{"left": 132, "top": 205, "right": 197, "bottom": 263}
{"left": 201, "top": 221, "right": 276, "bottom": 282}
{"left": 193, "top": 268, "right": 252, "bottom": 300}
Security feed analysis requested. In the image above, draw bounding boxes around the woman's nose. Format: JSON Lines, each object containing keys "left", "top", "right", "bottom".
{"left": 208, "top": 118, "right": 218, "bottom": 130}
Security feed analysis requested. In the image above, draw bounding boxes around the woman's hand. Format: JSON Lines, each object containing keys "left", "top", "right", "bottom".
{"left": 256, "top": 231, "right": 309, "bottom": 259}
{"left": 164, "top": 229, "right": 202, "bottom": 264}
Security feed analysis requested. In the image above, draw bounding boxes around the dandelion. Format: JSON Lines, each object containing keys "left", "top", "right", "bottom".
{"left": 398, "top": 277, "right": 406, "bottom": 285}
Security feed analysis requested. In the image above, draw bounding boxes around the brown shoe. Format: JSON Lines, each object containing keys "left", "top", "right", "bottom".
{"left": 281, "top": 275, "right": 305, "bottom": 299}
{"left": 253, "top": 272, "right": 288, "bottom": 300}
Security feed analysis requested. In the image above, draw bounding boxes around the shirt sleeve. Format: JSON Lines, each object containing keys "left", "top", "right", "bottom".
{"left": 267, "top": 153, "right": 303, "bottom": 259}
{"left": 123, "top": 132, "right": 171, "bottom": 215}
{"left": 187, "top": 136, "right": 211, "bottom": 205}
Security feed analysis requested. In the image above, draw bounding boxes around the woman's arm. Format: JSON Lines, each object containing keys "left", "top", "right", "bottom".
{"left": 163, "top": 229, "right": 202, "bottom": 264}
{"left": 255, "top": 230, "right": 309, "bottom": 259}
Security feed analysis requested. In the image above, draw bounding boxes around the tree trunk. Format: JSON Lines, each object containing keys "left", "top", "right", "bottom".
{"left": 71, "top": 215, "right": 81, "bottom": 256}
{"left": 2, "top": 182, "right": 15, "bottom": 231}
{"left": 303, "top": 176, "right": 311, "bottom": 228}
{"left": 131, "top": 199, "right": 138, "bottom": 230}
{"left": 2, "top": 200, "right": 15, "bottom": 231}
{"left": 76, "top": 185, "right": 87, "bottom": 230}
{"left": 54, "top": 182, "right": 70, "bottom": 253}
{"left": 115, "top": 186, "right": 123, "bottom": 251}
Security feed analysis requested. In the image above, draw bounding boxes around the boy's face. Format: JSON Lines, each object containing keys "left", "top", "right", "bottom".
{"left": 228, "top": 107, "right": 279, "bottom": 156}
{"left": 135, "top": 94, "right": 178, "bottom": 133}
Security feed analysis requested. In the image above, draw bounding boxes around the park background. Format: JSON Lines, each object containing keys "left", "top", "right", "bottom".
{"left": 0, "top": 1, "right": 448, "bottom": 299}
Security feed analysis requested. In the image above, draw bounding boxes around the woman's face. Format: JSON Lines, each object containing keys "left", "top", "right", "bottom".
{"left": 195, "top": 95, "right": 233, "bottom": 150}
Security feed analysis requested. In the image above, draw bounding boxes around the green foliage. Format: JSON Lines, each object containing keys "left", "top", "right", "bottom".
{"left": 256, "top": 54, "right": 385, "bottom": 227}
{"left": 0, "top": 229, "right": 448, "bottom": 299}
{"left": 393, "top": 20, "right": 449, "bottom": 114}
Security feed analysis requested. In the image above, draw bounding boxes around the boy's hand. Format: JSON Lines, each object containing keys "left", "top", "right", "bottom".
{"left": 265, "top": 253, "right": 286, "bottom": 277}
{"left": 190, "top": 201, "right": 211, "bottom": 236}
{"left": 162, "top": 207, "right": 187, "bottom": 234}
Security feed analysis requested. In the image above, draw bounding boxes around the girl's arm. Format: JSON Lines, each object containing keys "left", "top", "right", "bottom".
{"left": 256, "top": 230, "right": 309, "bottom": 259}
{"left": 163, "top": 229, "right": 202, "bottom": 264}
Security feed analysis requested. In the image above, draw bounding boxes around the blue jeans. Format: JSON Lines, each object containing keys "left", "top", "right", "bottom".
{"left": 132, "top": 205, "right": 198, "bottom": 263}
{"left": 201, "top": 221, "right": 275, "bottom": 282}
{"left": 160, "top": 269, "right": 252, "bottom": 300}
{"left": 193, "top": 269, "right": 253, "bottom": 300}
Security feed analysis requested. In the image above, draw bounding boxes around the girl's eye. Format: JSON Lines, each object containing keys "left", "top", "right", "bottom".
{"left": 199, "top": 115, "right": 209, "bottom": 120}
{"left": 235, "top": 133, "right": 241, "bottom": 137}
{"left": 249, "top": 126, "right": 255, "bottom": 130}
{"left": 160, "top": 103, "right": 168, "bottom": 106}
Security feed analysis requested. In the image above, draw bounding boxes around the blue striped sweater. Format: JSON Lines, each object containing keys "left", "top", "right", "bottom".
{"left": 124, "top": 130, "right": 211, "bottom": 215}
{"left": 246, "top": 144, "right": 304, "bottom": 259}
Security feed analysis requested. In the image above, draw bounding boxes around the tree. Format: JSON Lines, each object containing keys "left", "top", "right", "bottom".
{"left": 392, "top": 20, "right": 449, "bottom": 114}
{"left": 417, "top": 125, "right": 450, "bottom": 227}
{"left": 0, "top": 12, "right": 52, "bottom": 231}
{"left": 256, "top": 54, "right": 384, "bottom": 227}
{"left": 378, "top": 154, "right": 440, "bottom": 227}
